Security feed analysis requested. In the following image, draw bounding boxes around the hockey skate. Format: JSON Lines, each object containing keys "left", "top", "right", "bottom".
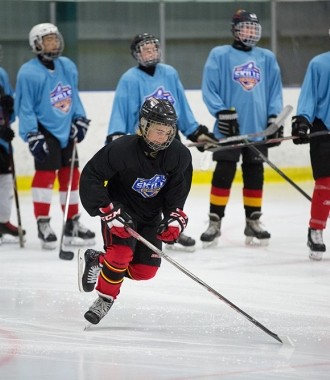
{"left": 165, "top": 233, "right": 196, "bottom": 252}
{"left": 0, "top": 221, "right": 26, "bottom": 244}
{"left": 63, "top": 214, "right": 95, "bottom": 247}
{"left": 244, "top": 212, "right": 270, "bottom": 246}
{"left": 200, "top": 213, "right": 221, "bottom": 248}
{"left": 78, "top": 249, "right": 103, "bottom": 292}
{"left": 37, "top": 216, "right": 57, "bottom": 250}
{"left": 308, "top": 228, "right": 326, "bottom": 261}
{"left": 84, "top": 293, "right": 114, "bottom": 325}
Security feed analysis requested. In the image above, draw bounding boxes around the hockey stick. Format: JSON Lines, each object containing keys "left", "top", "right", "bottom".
{"left": 246, "top": 142, "right": 312, "bottom": 201}
{"left": 188, "top": 105, "right": 293, "bottom": 149}
{"left": 126, "top": 226, "right": 293, "bottom": 345}
{"left": 59, "top": 140, "right": 77, "bottom": 260}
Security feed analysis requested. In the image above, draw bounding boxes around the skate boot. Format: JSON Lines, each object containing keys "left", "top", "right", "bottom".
{"left": 78, "top": 249, "right": 103, "bottom": 292}
{"left": 165, "top": 233, "right": 196, "bottom": 252}
{"left": 244, "top": 212, "right": 270, "bottom": 246}
{"left": 0, "top": 221, "right": 26, "bottom": 244}
{"left": 63, "top": 214, "right": 95, "bottom": 247}
{"left": 37, "top": 216, "right": 57, "bottom": 250}
{"left": 308, "top": 228, "right": 326, "bottom": 261}
{"left": 200, "top": 213, "right": 221, "bottom": 248}
{"left": 84, "top": 293, "right": 114, "bottom": 325}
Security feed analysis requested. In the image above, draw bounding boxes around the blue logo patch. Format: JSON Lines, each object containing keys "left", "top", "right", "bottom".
{"left": 50, "top": 82, "right": 72, "bottom": 113}
{"left": 147, "top": 87, "right": 175, "bottom": 105}
{"left": 132, "top": 174, "right": 167, "bottom": 198}
{"left": 233, "top": 61, "right": 260, "bottom": 91}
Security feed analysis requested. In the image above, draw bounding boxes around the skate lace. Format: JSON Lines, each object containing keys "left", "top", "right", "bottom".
{"left": 248, "top": 219, "right": 265, "bottom": 233}
{"left": 311, "top": 229, "right": 324, "bottom": 244}
{"left": 87, "top": 265, "right": 101, "bottom": 284}
{"left": 39, "top": 222, "right": 55, "bottom": 238}
{"left": 72, "top": 220, "right": 88, "bottom": 235}
{"left": 92, "top": 298, "right": 112, "bottom": 317}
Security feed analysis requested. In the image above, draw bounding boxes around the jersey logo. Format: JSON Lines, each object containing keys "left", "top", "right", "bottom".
{"left": 132, "top": 174, "right": 167, "bottom": 198}
{"left": 50, "top": 82, "right": 72, "bottom": 113}
{"left": 147, "top": 87, "right": 175, "bottom": 105}
{"left": 233, "top": 61, "right": 261, "bottom": 91}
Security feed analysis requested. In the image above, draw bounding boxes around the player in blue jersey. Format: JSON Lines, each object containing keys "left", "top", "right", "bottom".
{"left": 106, "top": 33, "right": 217, "bottom": 252}
{"left": 291, "top": 32, "right": 330, "bottom": 261}
{"left": 0, "top": 65, "right": 26, "bottom": 244}
{"left": 15, "top": 23, "right": 95, "bottom": 252}
{"left": 200, "top": 10, "right": 283, "bottom": 247}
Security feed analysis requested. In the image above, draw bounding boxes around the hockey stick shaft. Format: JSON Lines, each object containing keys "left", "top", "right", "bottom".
{"left": 246, "top": 142, "right": 312, "bottom": 201}
{"left": 126, "top": 226, "right": 284, "bottom": 344}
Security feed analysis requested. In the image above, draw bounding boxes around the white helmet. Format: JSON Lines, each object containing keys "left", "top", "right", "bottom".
{"left": 29, "top": 23, "right": 64, "bottom": 59}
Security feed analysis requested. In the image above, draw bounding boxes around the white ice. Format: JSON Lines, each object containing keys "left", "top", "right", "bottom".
{"left": 1, "top": 182, "right": 330, "bottom": 380}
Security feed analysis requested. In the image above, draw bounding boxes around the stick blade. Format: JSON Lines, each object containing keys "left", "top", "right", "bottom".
{"left": 59, "top": 249, "right": 74, "bottom": 260}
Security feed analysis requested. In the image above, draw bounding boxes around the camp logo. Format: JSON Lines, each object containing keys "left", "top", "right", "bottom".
{"left": 50, "top": 82, "right": 72, "bottom": 113}
{"left": 132, "top": 174, "right": 167, "bottom": 198}
{"left": 233, "top": 61, "right": 261, "bottom": 91}
{"left": 147, "top": 87, "right": 175, "bottom": 105}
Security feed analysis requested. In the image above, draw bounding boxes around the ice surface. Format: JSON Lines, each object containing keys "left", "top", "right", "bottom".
{"left": 1, "top": 182, "right": 330, "bottom": 380}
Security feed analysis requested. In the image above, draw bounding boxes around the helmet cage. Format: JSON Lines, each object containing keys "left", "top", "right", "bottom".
{"left": 29, "top": 23, "right": 64, "bottom": 60}
{"left": 233, "top": 21, "right": 262, "bottom": 47}
{"left": 131, "top": 34, "right": 161, "bottom": 67}
{"left": 139, "top": 117, "right": 176, "bottom": 151}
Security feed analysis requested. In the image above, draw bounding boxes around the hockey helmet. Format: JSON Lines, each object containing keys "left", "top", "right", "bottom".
{"left": 29, "top": 23, "right": 64, "bottom": 59}
{"left": 139, "top": 97, "right": 177, "bottom": 151}
{"left": 130, "top": 33, "right": 161, "bottom": 67}
{"left": 231, "top": 10, "right": 262, "bottom": 47}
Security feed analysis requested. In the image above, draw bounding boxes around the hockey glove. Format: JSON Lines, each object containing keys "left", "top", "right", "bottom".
{"left": 217, "top": 110, "right": 239, "bottom": 137}
{"left": 0, "top": 126, "right": 14, "bottom": 142}
{"left": 70, "top": 117, "right": 90, "bottom": 143}
{"left": 105, "top": 133, "right": 125, "bottom": 144}
{"left": 291, "top": 115, "right": 311, "bottom": 145}
{"left": 27, "top": 131, "right": 49, "bottom": 162}
{"left": 267, "top": 116, "right": 284, "bottom": 148}
{"left": 157, "top": 208, "right": 188, "bottom": 243}
{"left": 188, "top": 124, "right": 218, "bottom": 152}
{"left": 100, "top": 202, "right": 135, "bottom": 239}
{"left": 0, "top": 94, "right": 14, "bottom": 117}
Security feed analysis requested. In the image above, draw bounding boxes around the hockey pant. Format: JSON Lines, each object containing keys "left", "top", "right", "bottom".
{"left": 31, "top": 167, "right": 80, "bottom": 219}
{"left": 96, "top": 222, "right": 161, "bottom": 299}
{"left": 210, "top": 146, "right": 266, "bottom": 219}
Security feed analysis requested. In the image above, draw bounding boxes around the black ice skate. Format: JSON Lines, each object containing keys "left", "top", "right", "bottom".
{"left": 200, "top": 213, "right": 221, "bottom": 248}
{"left": 78, "top": 249, "right": 103, "bottom": 292}
{"left": 37, "top": 216, "right": 57, "bottom": 250}
{"left": 0, "top": 221, "right": 26, "bottom": 244}
{"left": 63, "top": 214, "right": 95, "bottom": 247}
{"left": 84, "top": 295, "right": 114, "bottom": 325}
{"left": 244, "top": 212, "right": 270, "bottom": 246}
{"left": 165, "top": 232, "right": 196, "bottom": 252}
{"left": 307, "top": 228, "right": 326, "bottom": 261}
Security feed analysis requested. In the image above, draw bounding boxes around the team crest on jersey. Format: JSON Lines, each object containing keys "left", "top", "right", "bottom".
{"left": 50, "top": 82, "right": 72, "bottom": 113}
{"left": 233, "top": 61, "right": 261, "bottom": 91}
{"left": 132, "top": 174, "right": 167, "bottom": 198}
{"left": 147, "top": 87, "right": 175, "bottom": 104}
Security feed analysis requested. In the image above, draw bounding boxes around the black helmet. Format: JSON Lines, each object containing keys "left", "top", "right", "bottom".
{"left": 139, "top": 97, "right": 177, "bottom": 151}
{"left": 231, "top": 10, "right": 261, "bottom": 47}
{"left": 130, "top": 33, "right": 161, "bottom": 67}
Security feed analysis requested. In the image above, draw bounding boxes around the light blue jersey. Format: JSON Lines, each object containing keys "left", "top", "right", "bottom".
{"left": 15, "top": 57, "right": 86, "bottom": 148}
{"left": 297, "top": 52, "right": 330, "bottom": 130}
{"left": 0, "top": 67, "right": 15, "bottom": 153}
{"left": 108, "top": 63, "right": 198, "bottom": 137}
{"left": 202, "top": 45, "right": 283, "bottom": 139}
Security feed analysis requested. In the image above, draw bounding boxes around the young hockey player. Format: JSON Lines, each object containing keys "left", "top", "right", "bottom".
{"left": 200, "top": 9, "right": 283, "bottom": 247}
{"left": 106, "top": 33, "right": 217, "bottom": 252}
{"left": 15, "top": 23, "right": 95, "bottom": 251}
{"left": 0, "top": 65, "right": 26, "bottom": 243}
{"left": 291, "top": 31, "right": 330, "bottom": 260}
{"left": 79, "top": 97, "right": 192, "bottom": 324}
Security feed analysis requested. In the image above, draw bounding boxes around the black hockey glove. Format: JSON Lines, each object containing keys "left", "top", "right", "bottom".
{"left": 99, "top": 202, "right": 135, "bottom": 239}
{"left": 157, "top": 208, "right": 188, "bottom": 243}
{"left": 291, "top": 115, "right": 310, "bottom": 145}
{"left": 266, "top": 115, "right": 284, "bottom": 148}
{"left": 27, "top": 131, "right": 49, "bottom": 162}
{"left": 187, "top": 124, "right": 218, "bottom": 152}
{"left": 70, "top": 117, "right": 90, "bottom": 143}
{"left": 217, "top": 110, "right": 239, "bottom": 137}
{"left": 105, "top": 133, "right": 125, "bottom": 144}
{"left": 0, "top": 94, "right": 14, "bottom": 117}
{"left": 0, "top": 126, "right": 14, "bottom": 142}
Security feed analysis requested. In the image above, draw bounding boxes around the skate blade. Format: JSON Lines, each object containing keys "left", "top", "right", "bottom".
{"left": 165, "top": 243, "right": 196, "bottom": 252}
{"left": 245, "top": 236, "right": 269, "bottom": 247}
{"left": 63, "top": 236, "right": 96, "bottom": 247}
{"left": 84, "top": 322, "right": 92, "bottom": 331}
{"left": 201, "top": 238, "right": 219, "bottom": 249}
{"left": 1, "top": 235, "right": 26, "bottom": 244}
{"left": 41, "top": 240, "right": 57, "bottom": 250}
{"left": 77, "top": 249, "right": 85, "bottom": 292}
{"left": 309, "top": 251, "right": 323, "bottom": 261}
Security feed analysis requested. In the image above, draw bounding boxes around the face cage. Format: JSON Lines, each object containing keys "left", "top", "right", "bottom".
{"left": 140, "top": 118, "right": 176, "bottom": 152}
{"left": 234, "top": 22, "right": 262, "bottom": 47}
{"left": 135, "top": 40, "right": 161, "bottom": 67}
{"left": 34, "top": 33, "right": 64, "bottom": 60}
